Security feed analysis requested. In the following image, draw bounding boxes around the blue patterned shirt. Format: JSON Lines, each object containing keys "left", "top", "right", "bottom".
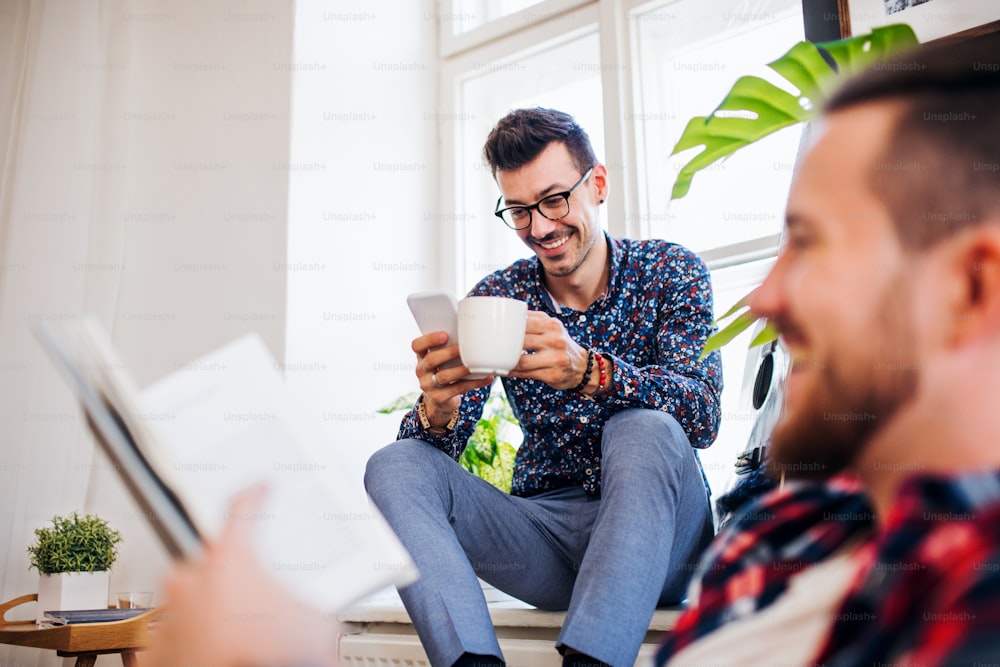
{"left": 397, "top": 234, "right": 723, "bottom": 497}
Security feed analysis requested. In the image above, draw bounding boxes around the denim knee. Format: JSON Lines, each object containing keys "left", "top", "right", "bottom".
{"left": 601, "top": 408, "right": 690, "bottom": 460}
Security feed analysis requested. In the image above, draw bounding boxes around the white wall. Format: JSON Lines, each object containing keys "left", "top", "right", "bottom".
{"left": 0, "top": 0, "right": 440, "bottom": 661}
{"left": 284, "top": 0, "right": 439, "bottom": 486}
{"left": 0, "top": 2, "right": 294, "bottom": 664}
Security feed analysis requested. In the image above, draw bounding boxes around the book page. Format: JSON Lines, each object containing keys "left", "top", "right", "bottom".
{"left": 84, "top": 322, "right": 416, "bottom": 612}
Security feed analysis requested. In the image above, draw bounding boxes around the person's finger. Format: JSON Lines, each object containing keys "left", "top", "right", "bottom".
{"left": 411, "top": 331, "right": 450, "bottom": 355}
{"left": 421, "top": 343, "right": 462, "bottom": 374}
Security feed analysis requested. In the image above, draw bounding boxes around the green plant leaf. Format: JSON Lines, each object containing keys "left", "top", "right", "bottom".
{"left": 749, "top": 319, "right": 780, "bottom": 348}
{"left": 699, "top": 309, "right": 759, "bottom": 360}
{"left": 714, "top": 292, "right": 753, "bottom": 324}
{"left": 671, "top": 110, "right": 806, "bottom": 200}
{"left": 27, "top": 512, "right": 122, "bottom": 574}
{"left": 381, "top": 380, "right": 520, "bottom": 492}
{"left": 820, "top": 24, "right": 919, "bottom": 75}
{"left": 766, "top": 40, "right": 832, "bottom": 101}
{"left": 376, "top": 391, "right": 421, "bottom": 414}
{"left": 670, "top": 24, "right": 919, "bottom": 201}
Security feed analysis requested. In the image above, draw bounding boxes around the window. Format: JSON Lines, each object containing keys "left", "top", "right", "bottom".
{"left": 450, "top": 0, "right": 550, "bottom": 34}
{"left": 631, "top": 0, "right": 803, "bottom": 254}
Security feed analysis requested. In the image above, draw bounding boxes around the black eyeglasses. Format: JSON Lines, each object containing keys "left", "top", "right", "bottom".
{"left": 493, "top": 166, "right": 594, "bottom": 230}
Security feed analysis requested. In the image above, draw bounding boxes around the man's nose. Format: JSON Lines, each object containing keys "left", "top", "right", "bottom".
{"left": 528, "top": 210, "right": 560, "bottom": 239}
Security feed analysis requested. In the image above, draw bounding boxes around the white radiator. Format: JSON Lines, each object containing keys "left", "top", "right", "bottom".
{"left": 340, "top": 619, "right": 666, "bottom": 667}
{"left": 340, "top": 633, "right": 564, "bottom": 667}
{"left": 338, "top": 588, "right": 674, "bottom": 667}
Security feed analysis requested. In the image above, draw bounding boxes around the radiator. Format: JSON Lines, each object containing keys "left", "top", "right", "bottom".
{"left": 338, "top": 588, "right": 675, "bottom": 667}
{"left": 340, "top": 632, "right": 564, "bottom": 667}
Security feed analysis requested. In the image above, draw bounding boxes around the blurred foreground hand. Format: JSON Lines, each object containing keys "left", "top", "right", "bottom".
{"left": 145, "top": 485, "right": 339, "bottom": 667}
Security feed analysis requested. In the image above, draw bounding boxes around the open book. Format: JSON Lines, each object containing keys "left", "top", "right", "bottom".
{"left": 36, "top": 317, "right": 417, "bottom": 613}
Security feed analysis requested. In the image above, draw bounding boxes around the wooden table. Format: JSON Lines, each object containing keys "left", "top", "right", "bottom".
{"left": 0, "top": 593, "right": 161, "bottom": 667}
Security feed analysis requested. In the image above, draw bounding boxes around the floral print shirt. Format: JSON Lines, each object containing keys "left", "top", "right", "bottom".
{"left": 398, "top": 234, "right": 723, "bottom": 497}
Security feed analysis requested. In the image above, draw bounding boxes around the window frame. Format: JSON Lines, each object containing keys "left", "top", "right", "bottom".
{"left": 436, "top": 0, "right": 837, "bottom": 287}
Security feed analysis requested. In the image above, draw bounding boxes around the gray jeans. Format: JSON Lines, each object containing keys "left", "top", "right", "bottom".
{"left": 364, "top": 408, "right": 714, "bottom": 667}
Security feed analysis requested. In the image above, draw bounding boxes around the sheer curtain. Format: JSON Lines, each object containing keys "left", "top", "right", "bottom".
{"left": 0, "top": 5, "right": 122, "bottom": 650}
{"left": 0, "top": 2, "right": 294, "bottom": 664}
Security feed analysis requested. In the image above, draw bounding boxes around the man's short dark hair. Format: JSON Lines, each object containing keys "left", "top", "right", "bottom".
{"left": 824, "top": 31, "right": 1000, "bottom": 250}
{"left": 482, "top": 108, "right": 597, "bottom": 177}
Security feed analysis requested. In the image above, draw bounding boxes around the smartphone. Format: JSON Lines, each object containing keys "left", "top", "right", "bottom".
{"left": 406, "top": 290, "right": 487, "bottom": 380}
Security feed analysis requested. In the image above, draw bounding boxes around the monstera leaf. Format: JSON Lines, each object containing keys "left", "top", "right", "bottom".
{"left": 675, "top": 24, "right": 919, "bottom": 358}
{"left": 672, "top": 24, "right": 918, "bottom": 200}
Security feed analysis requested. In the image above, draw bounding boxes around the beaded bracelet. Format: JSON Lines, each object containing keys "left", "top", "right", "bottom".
{"left": 570, "top": 349, "right": 595, "bottom": 393}
{"left": 594, "top": 352, "right": 608, "bottom": 392}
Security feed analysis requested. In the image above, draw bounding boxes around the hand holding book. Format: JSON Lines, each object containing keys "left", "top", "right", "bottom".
{"left": 149, "top": 485, "right": 339, "bottom": 667}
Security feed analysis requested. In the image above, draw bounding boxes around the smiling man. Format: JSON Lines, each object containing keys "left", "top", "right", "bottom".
{"left": 654, "top": 31, "right": 1000, "bottom": 667}
{"left": 365, "top": 108, "right": 723, "bottom": 667}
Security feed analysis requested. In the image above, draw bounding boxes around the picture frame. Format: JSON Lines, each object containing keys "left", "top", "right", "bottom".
{"left": 836, "top": 0, "right": 1000, "bottom": 41}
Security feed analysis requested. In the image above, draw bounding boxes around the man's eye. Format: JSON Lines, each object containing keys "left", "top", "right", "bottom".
{"left": 509, "top": 208, "right": 530, "bottom": 220}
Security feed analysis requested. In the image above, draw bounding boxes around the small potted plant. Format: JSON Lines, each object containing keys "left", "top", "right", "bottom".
{"left": 28, "top": 512, "right": 122, "bottom": 623}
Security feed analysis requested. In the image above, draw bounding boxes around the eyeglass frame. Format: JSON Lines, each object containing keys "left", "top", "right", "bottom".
{"left": 493, "top": 166, "right": 595, "bottom": 230}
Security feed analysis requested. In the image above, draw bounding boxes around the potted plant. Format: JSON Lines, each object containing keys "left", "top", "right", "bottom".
{"left": 28, "top": 512, "right": 122, "bottom": 623}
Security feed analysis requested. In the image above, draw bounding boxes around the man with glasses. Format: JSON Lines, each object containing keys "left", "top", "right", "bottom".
{"left": 366, "top": 108, "right": 722, "bottom": 667}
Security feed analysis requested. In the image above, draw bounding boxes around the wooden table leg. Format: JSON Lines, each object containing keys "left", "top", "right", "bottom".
{"left": 121, "top": 649, "right": 138, "bottom": 667}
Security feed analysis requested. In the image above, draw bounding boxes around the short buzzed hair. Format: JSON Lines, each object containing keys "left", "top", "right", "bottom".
{"left": 482, "top": 108, "right": 597, "bottom": 178}
{"left": 824, "top": 31, "right": 1000, "bottom": 250}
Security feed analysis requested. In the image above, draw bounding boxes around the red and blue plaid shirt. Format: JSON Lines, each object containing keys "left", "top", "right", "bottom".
{"left": 655, "top": 470, "right": 1000, "bottom": 666}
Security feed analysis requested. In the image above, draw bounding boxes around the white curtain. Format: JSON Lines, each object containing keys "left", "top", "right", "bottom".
{"left": 0, "top": 2, "right": 293, "bottom": 664}
{"left": 0, "top": 4, "right": 119, "bottom": 665}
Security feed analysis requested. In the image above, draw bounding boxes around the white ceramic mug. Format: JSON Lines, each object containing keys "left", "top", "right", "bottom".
{"left": 457, "top": 296, "right": 528, "bottom": 375}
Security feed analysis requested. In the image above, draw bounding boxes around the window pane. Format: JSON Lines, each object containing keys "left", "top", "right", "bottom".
{"left": 633, "top": 0, "right": 804, "bottom": 253}
{"left": 457, "top": 31, "right": 604, "bottom": 292}
{"left": 451, "top": 0, "right": 548, "bottom": 35}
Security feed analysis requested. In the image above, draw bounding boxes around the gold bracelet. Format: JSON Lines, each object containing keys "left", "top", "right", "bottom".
{"left": 417, "top": 395, "right": 459, "bottom": 434}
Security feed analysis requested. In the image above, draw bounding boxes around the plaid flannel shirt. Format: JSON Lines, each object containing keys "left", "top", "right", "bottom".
{"left": 655, "top": 470, "right": 1000, "bottom": 666}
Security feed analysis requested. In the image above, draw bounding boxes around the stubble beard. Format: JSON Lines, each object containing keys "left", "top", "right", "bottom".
{"left": 538, "top": 225, "right": 599, "bottom": 279}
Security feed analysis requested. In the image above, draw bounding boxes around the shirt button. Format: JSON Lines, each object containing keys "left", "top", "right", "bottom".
{"left": 580, "top": 416, "right": 589, "bottom": 424}
{"left": 585, "top": 468, "right": 593, "bottom": 476}
{"left": 578, "top": 315, "right": 586, "bottom": 323}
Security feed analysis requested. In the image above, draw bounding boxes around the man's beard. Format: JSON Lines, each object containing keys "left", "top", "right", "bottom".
{"left": 768, "top": 276, "right": 920, "bottom": 481}
{"left": 534, "top": 228, "right": 598, "bottom": 278}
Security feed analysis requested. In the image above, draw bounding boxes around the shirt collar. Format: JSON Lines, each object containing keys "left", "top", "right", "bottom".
{"left": 886, "top": 469, "right": 1000, "bottom": 528}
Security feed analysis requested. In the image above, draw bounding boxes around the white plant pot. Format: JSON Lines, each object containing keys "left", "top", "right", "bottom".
{"left": 36, "top": 571, "right": 111, "bottom": 624}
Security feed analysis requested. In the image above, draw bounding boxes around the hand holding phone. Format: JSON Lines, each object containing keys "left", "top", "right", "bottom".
{"left": 407, "top": 291, "right": 487, "bottom": 381}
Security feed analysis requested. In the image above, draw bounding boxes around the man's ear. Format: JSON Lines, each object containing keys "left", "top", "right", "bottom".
{"left": 945, "top": 224, "right": 1000, "bottom": 346}
{"left": 591, "top": 163, "right": 609, "bottom": 203}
